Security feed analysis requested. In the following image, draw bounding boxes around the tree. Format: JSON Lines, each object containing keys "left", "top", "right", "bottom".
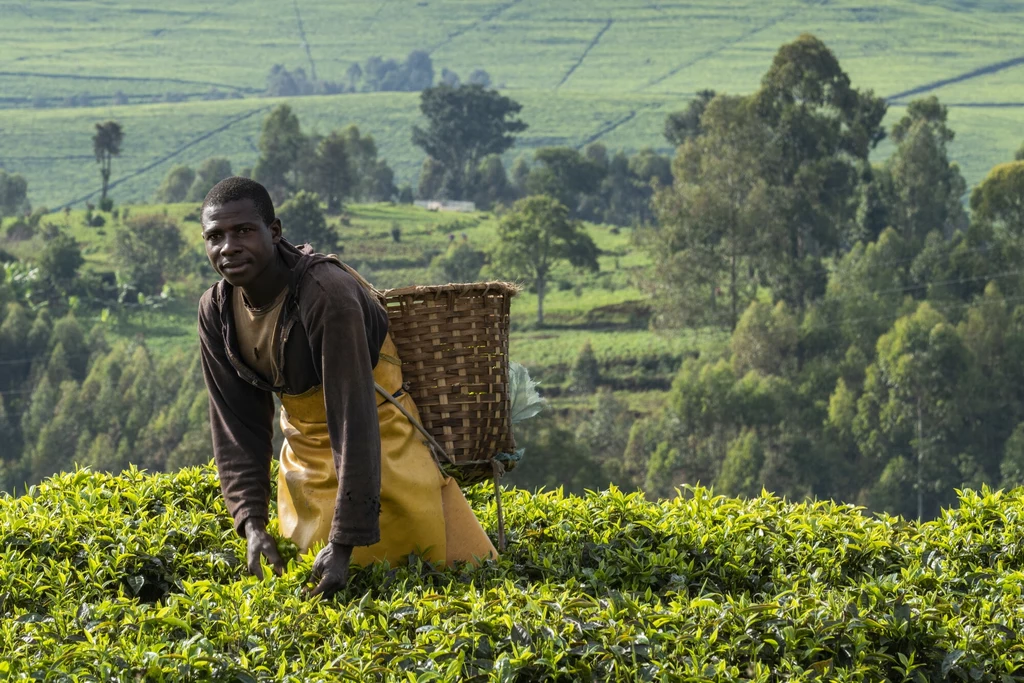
{"left": 38, "top": 231, "right": 84, "bottom": 290}
{"left": 338, "top": 125, "right": 386, "bottom": 201}
{"left": 278, "top": 191, "right": 335, "bottom": 251}
{"left": 113, "top": 214, "right": 186, "bottom": 295}
{"left": 885, "top": 97, "right": 966, "bottom": 245}
{"left": 490, "top": 196, "right": 598, "bottom": 327}
{"left": 663, "top": 89, "right": 715, "bottom": 147}
{"left": 473, "top": 155, "right": 512, "bottom": 209}
{"left": 440, "top": 68, "right": 460, "bottom": 87}
{"left": 411, "top": 84, "right": 527, "bottom": 200}
{"left": 648, "top": 95, "right": 770, "bottom": 329}
{"left": 730, "top": 302, "right": 799, "bottom": 377}
{"left": 154, "top": 165, "right": 196, "bottom": 203}
{"left": 92, "top": 120, "right": 124, "bottom": 206}
{"left": 970, "top": 161, "right": 1024, "bottom": 239}
{"left": 526, "top": 147, "right": 605, "bottom": 214}
{"left": 0, "top": 303, "right": 32, "bottom": 390}
{"left": 822, "top": 228, "right": 910, "bottom": 357}
{"left": 468, "top": 69, "right": 492, "bottom": 88}
{"left": 403, "top": 50, "right": 435, "bottom": 91}
{"left": 253, "top": 105, "right": 305, "bottom": 200}
{"left": 0, "top": 394, "right": 16, "bottom": 468}
{"left": 185, "top": 158, "right": 233, "bottom": 202}
{"left": 956, "top": 284, "right": 1024, "bottom": 481}
{"left": 345, "top": 63, "right": 363, "bottom": 91}
{"left": 356, "top": 53, "right": 437, "bottom": 93}
{"left": 568, "top": 341, "right": 600, "bottom": 393}
{"left": 0, "top": 170, "right": 29, "bottom": 221}
{"left": 578, "top": 148, "right": 667, "bottom": 227}
{"left": 365, "top": 160, "right": 397, "bottom": 202}
{"left": 574, "top": 389, "right": 633, "bottom": 482}
{"left": 509, "top": 156, "right": 531, "bottom": 197}
{"left": 717, "top": 428, "right": 764, "bottom": 498}
{"left": 752, "top": 34, "right": 888, "bottom": 308}
{"left": 418, "top": 156, "right": 447, "bottom": 200}
{"left": 50, "top": 313, "right": 89, "bottom": 381}
{"left": 265, "top": 64, "right": 315, "bottom": 97}
{"left": 1001, "top": 422, "right": 1024, "bottom": 488}
{"left": 851, "top": 165, "right": 893, "bottom": 245}
{"left": 857, "top": 304, "right": 971, "bottom": 519}
{"left": 890, "top": 96, "right": 952, "bottom": 146}
{"left": 307, "top": 132, "right": 355, "bottom": 213}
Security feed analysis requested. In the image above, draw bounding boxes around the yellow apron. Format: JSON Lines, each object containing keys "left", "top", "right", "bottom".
{"left": 276, "top": 333, "right": 498, "bottom": 567}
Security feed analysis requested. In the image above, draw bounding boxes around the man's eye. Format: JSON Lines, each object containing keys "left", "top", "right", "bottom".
{"left": 239, "top": 227, "right": 251, "bottom": 234}
{"left": 206, "top": 234, "right": 221, "bottom": 243}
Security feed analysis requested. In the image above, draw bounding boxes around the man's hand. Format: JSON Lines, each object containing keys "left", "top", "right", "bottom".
{"left": 243, "top": 518, "right": 286, "bottom": 579}
{"left": 307, "top": 542, "right": 352, "bottom": 599}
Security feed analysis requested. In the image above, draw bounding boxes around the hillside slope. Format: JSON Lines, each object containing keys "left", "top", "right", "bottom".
{"left": 1, "top": 0, "right": 1023, "bottom": 207}
{"left": 2, "top": 466, "right": 1022, "bottom": 679}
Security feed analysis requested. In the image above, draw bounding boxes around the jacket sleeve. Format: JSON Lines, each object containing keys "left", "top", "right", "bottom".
{"left": 298, "top": 264, "right": 389, "bottom": 547}
{"left": 197, "top": 288, "right": 276, "bottom": 537}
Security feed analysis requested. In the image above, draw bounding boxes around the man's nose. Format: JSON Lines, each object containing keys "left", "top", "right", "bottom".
{"left": 221, "top": 235, "right": 243, "bottom": 254}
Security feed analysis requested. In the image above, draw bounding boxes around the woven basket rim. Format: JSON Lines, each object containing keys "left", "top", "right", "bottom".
{"left": 381, "top": 280, "right": 522, "bottom": 299}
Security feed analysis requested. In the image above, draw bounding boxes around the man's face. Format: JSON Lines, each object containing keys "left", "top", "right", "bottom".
{"left": 201, "top": 199, "right": 281, "bottom": 287}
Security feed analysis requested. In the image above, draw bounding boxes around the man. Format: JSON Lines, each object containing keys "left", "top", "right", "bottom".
{"left": 197, "top": 177, "right": 496, "bottom": 599}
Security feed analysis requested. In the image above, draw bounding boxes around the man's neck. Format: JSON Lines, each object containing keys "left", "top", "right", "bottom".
{"left": 239, "top": 250, "right": 290, "bottom": 309}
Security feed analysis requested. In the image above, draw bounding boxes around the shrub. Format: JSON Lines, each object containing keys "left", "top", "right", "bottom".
{"left": 37, "top": 231, "right": 84, "bottom": 288}
{"left": 155, "top": 165, "right": 196, "bottom": 204}
{"left": 278, "top": 191, "right": 336, "bottom": 251}
{"left": 4, "top": 220, "right": 34, "bottom": 241}
{"left": 2, "top": 468, "right": 1024, "bottom": 679}
{"left": 112, "top": 214, "right": 186, "bottom": 295}
{"left": 430, "top": 242, "right": 485, "bottom": 284}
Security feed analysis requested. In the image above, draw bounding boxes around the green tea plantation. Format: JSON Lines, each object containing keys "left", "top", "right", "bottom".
{"left": 1, "top": 467, "right": 1023, "bottom": 681}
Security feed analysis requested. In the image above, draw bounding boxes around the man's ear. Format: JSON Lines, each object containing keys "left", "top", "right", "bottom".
{"left": 269, "top": 218, "right": 283, "bottom": 244}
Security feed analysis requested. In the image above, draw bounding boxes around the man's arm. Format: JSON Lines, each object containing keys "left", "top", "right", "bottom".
{"left": 197, "top": 288, "right": 276, "bottom": 536}
{"left": 298, "top": 264, "right": 389, "bottom": 548}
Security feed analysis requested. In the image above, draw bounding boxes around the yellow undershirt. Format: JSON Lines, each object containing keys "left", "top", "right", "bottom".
{"left": 232, "top": 285, "right": 289, "bottom": 387}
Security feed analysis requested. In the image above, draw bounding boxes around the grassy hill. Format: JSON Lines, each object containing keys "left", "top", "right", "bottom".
{"left": 2, "top": 0, "right": 1024, "bottom": 208}
{"left": 3, "top": 465, "right": 1023, "bottom": 679}
{"left": 1, "top": 200, "right": 716, "bottom": 402}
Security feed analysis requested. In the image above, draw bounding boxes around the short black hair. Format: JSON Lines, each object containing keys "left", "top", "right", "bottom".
{"left": 201, "top": 176, "right": 276, "bottom": 227}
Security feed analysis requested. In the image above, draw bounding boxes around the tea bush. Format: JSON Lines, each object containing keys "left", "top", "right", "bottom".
{"left": 1, "top": 466, "right": 1023, "bottom": 681}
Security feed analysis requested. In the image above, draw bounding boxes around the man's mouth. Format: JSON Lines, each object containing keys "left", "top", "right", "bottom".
{"left": 220, "top": 260, "right": 250, "bottom": 274}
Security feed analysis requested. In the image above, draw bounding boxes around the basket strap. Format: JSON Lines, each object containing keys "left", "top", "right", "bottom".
{"left": 492, "top": 460, "right": 506, "bottom": 552}
{"left": 378, "top": 352, "right": 402, "bottom": 367}
{"left": 374, "top": 383, "right": 456, "bottom": 468}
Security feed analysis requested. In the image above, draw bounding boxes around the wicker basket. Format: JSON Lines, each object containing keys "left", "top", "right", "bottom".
{"left": 380, "top": 281, "right": 521, "bottom": 485}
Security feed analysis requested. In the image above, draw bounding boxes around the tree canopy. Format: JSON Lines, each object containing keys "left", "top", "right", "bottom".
{"left": 490, "top": 195, "right": 598, "bottom": 327}
{"left": 412, "top": 84, "right": 527, "bottom": 200}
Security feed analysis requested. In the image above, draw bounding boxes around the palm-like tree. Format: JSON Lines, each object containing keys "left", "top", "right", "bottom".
{"left": 92, "top": 121, "right": 124, "bottom": 205}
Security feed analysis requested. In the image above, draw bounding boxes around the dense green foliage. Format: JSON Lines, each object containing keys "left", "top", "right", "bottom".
{"left": 0, "top": 308, "right": 213, "bottom": 491}
{"left": 613, "top": 36, "right": 1024, "bottom": 519}
{"left": 3, "top": 467, "right": 1024, "bottom": 680}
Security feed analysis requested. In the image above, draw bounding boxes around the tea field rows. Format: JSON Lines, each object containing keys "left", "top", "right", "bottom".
{"left": 2, "top": 0, "right": 1024, "bottom": 207}
{"left": 2, "top": 466, "right": 1023, "bottom": 679}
